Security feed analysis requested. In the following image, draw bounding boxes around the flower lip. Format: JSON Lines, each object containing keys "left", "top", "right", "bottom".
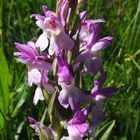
{"left": 67, "top": 108, "right": 90, "bottom": 138}
{"left": 49, "top": 20, "right": 57, "bottom": 29}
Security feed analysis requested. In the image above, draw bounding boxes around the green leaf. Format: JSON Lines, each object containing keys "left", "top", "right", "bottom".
{"left": 96, "top": 121, "right": 113, "bottom": 138}
{"left": 39, "top": 127, "right": 55, "bottom": 140}
{"left": 42, "top": 88, "right": 51, "bottom": 104}
{"left": 48, "top": 91, "right": 57, "bottom": 123}
{"left": 100, "top": 120, "right": 115, "bottom": 140}
{"left": 11, "top": 84, "right": 29, "bottom": 117}
{"left": 15, "top": 122, "right": 25, "bottom": 140}
{"left": 39, "top": 129, "right": 47, "bottom": 140}
{"left": 0, "top": 48, "right": 10, "bottom": 128}
{"left": 48, "top": 91, "right": 63, "bottom": 139}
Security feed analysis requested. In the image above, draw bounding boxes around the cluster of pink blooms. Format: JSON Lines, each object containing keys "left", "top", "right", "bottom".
{"left": 14, "top": 0, "right": 117, "bottom": 139}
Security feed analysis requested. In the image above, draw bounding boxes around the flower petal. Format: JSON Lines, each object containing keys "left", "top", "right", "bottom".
{"left": 67, "top": 123, "right": 89, "bottom": 137}
{"left": 36, "top": 33, "right": 49, "bottom": 51}
{"left": 28, "top": 68, "right": 41, "bottom": 86}
{"left": 33, "top": 86, "right": 44, "bottom": 105}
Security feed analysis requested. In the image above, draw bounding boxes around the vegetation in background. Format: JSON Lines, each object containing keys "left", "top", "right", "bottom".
{"left": 0, "top": 0, "right": 140, "bottom": 139}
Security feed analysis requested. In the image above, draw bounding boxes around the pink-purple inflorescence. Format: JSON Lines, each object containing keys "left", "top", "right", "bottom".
{"left": 14, "top": 0, "right": 117, "bottom": 139}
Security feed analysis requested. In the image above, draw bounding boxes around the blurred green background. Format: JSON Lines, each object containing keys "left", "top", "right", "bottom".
{"left": 0, "top": 0, "right": 140, "bottom": 140}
